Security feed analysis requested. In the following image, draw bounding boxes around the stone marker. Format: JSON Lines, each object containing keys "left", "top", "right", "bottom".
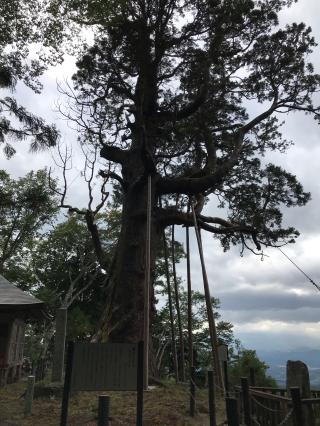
{"left": 286, "top": 360, "right": 315, "bottom": 426}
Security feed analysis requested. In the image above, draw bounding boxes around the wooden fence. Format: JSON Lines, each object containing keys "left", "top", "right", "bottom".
{"left": 231, "top": 378, "right": 320, "bottom": 426}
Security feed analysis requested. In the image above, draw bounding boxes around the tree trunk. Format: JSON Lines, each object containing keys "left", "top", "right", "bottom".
{"left": 105, "top": 169, "right": 158, "bottom": 343}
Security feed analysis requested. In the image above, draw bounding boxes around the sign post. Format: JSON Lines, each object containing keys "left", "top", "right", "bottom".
{"left": 60, "top": 342, "right": 74, "bottom": 426}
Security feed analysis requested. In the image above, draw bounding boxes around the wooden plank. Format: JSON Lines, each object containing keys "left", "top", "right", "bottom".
{"left": 251, "top": 386, "right": 286, "bottom": 392}
{"left": 250, "top": 389, "right": 291, "bottom": 402}
{"left": 301, "top": 398, "right": 320, "bottom": 405}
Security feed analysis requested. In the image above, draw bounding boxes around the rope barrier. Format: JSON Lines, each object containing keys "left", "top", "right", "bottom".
{"left": 251, "top": 416, "right": 261, "bottom": 426}
{"left": 250, "top": 398, "right": 294, "bottom": 426}
{"left": 276, "top": 408, "right": 294, "bottom": 426}
{"left": 251, "top": 396, "right": 285, "bottom": 413}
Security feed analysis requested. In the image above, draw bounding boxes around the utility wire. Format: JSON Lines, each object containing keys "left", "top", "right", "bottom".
{"left": 278, "top": 247, "right": 320, "bottom": 292}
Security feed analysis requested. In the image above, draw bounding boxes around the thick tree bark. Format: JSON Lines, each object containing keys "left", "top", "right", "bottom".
{"left": 97, "top": 145, "right": 158, "bottom": 342}
{"left": 107, "top": 188, "right": 154, "bottom": 341}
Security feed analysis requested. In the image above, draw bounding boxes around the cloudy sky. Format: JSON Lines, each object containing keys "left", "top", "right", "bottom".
{"left": 1, "top": 1, "right": 320, "bottom": 353}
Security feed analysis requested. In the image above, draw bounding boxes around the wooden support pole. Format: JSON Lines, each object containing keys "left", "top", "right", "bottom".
{"left": 223, "top": 361, "right": 229, "bottom": 397}
{"left": 143, "top": 175, "right": 152, "bottom": 390}
{"left": 186, "top": 221, "right": 194, "bottom": 371}
{"left": 136, "top": 341, "right": 144, "bottom": 426}
{"left": 162, "top": 229, "right": 179, "bottom": 384}
{"left": 208, "top": 370, "right": 216, "bottom": 426}
{"left": 171, "top": 224, "right": 186, "bottom": 382}
{"left": 190, "top": 366, "right": 196, "bottom": 417}
{"left": 52, "top": 307, "right": 68, "bottom": 382}
{"left": 98, "top": 395, "right": 110, "bottom": 426}
{"left": 191, "top": 203, "right": 224, "bottom": 393}
{"left": 249, "top": 368, "right": 255, "bottom": 387}
{"left": 24, "top": 375, "right": 35, "bottom": 416}
{"left": 290, "top": 387, "right": 304, "bottom": 426}
{"left": 226, "top": 398, "right": 240, "bottom": 426}
{"left": 241, "top": 377, "right": 251, "bottom": 426}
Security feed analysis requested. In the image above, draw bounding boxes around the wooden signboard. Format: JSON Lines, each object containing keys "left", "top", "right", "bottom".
{"left": 218, "top": 344, "right": 229, "bottom": 362}
{"left": 71, "top": 342, "right": 138, "bottom": 391}
{"left": 61, "top": 341, "right": 144, "bottom": 426}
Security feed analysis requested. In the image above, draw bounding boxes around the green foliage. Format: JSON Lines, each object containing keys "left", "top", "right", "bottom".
{"left": 0, "top": 1, "right": 62, "bottom": 157}
{"left": 67, "top": 306, "right": 94, "bottom": 339}
{"left": 153, "top": 285, "right": 236, "bottom": 376}
{"left": 0, "top": 169, "right": 58, "bottom": 273}
{"left": 27, "top": 216, "right": 110, "bottom": 331}
{"left": 229, "top": 347, "right": 277, "bottom": 387}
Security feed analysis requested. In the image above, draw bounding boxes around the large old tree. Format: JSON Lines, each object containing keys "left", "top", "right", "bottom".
{"left": 50, "top": 0, "right": 320, "bottom": 341}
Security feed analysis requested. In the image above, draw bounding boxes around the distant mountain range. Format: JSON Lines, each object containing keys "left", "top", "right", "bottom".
{"left": 256, "top": 349, "right": 320, "bottom": 388}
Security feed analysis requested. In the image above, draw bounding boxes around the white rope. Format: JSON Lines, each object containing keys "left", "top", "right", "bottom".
{"left": 276, "top": 408, "right": 294, "bottom": 426}
{"left": 251, "top": 404, "right": 293, "bottom": 426}
{"left": 251, "top": 416, "right": 261, "bottom": 426}
{"left": 251, "top": 396, "right": 285, "bottom": 413}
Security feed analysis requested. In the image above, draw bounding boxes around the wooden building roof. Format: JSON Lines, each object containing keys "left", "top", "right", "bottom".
{"left": 0, "top": 274, "right": 44, "bottom": 312}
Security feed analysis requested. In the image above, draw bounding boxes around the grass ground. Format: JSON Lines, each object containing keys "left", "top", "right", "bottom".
{"left": 0, "top": 379, "right": 226, "bottom": 425}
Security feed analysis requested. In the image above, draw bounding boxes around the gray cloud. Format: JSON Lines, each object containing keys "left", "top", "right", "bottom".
{"left": 222, "top": 306, "right": 320, "bottom": 324}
